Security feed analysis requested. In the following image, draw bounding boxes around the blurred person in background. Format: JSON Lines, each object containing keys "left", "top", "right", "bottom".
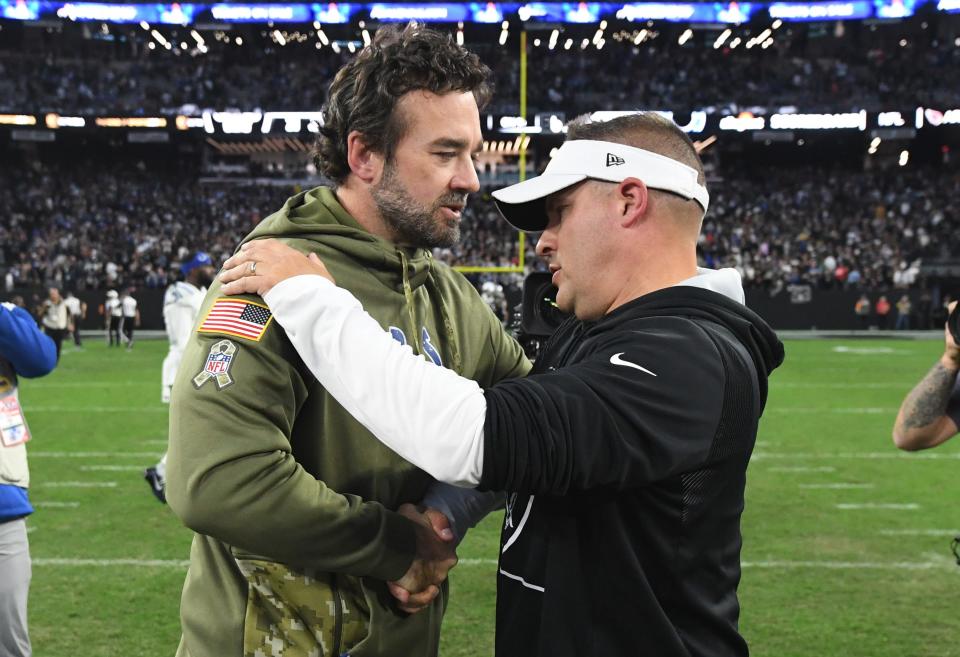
{"left": 0, "top": 298, "right": 57, "bottom": 657}
{"left": 895, "top": 294, "right": 912, "bottom": 331}
{"left": 144, "top": 252, "right": 215, "bottom": 504}
{"left": 875, "top": 294, "right": 891, "bottom": 330}
{"left": 119, "top": 287, "right": 140, "bottom": 351}
{"left": 38, "top": 287, "right": 68, "bottom": 361}
{"left": 104, "top": 290, "right": 122, "bottom": 346}
{"left": 893, "top": 301, "right": 960, "bottom": 450}
{"left": 63, "top": 291, "right": 86, "bottom": 349}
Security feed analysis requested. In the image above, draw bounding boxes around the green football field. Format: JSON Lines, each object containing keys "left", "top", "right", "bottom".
{"left": 16, "top": 337, "right": 960, "bottom": 657}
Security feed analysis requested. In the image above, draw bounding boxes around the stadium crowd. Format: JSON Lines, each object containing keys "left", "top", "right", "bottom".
{"left": 1, "top": 160, "right": 957, "bottom": 295}
{"left": 1, "top": 17, "right": 958, "bottom": 116}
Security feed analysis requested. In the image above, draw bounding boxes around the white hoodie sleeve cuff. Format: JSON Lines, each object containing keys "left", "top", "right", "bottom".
{"left": 263, "top": 275, "right": 487, "bottom": 487}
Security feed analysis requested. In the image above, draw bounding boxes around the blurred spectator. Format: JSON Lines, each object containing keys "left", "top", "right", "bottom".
{"left": 895, "top": 294, "right": 912, "bottom": 330}
{"left": 876, "top": 295, "right": 891, "bottom": 329}
{"left": 855, "top": 294, "right": 872, "bottom": 328}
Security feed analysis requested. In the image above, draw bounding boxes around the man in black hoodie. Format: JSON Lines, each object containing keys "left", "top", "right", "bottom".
{"left": 220, "top": 112, "right": 785, "bottom": 656}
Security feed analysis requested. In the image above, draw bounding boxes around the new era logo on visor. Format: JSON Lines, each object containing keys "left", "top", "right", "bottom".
{"left": 606, "top": 153, "right": 625, "bottom": 167}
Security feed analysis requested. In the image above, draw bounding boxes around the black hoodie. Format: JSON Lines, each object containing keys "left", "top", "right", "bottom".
{"left": 479, "top": 285, "right": 785, "bottom": 657}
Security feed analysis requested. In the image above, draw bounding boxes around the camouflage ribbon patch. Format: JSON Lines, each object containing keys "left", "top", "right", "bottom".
{"left": 193, "top": 339, "right": 237, "bottom": 390}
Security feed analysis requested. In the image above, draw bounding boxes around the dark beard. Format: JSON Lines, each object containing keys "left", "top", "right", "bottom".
{"left": 193, "top": 269, "right": 215, "bottom": 289}
{"left": 371, "top": 163, "right": 466, "bottom": 249}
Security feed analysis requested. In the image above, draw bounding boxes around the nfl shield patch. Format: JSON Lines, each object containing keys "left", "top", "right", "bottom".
{"left": 193, "top": 340, "right": 238, "bottom": 390}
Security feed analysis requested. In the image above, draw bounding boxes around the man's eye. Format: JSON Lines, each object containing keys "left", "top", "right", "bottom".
{"left": 434, "top": 152, "right": 456, "bottom": 159}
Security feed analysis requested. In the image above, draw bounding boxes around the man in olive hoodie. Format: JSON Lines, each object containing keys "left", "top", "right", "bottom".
{"left": 166, "top": 25, "right": 529, "bottom": 657}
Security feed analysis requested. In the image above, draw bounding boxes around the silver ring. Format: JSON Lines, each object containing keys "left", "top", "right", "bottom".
{"left": 248, "top": 261, "right": 257, "bottom": 275}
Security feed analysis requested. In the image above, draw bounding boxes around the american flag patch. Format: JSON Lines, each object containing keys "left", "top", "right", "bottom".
{"left": 198, "top": 299, "right": 274, "bottom": 342}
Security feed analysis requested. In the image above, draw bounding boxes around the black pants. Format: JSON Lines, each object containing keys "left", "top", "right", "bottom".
{"left": 109, "top": 317, "right": 122, "bottom": 346}
{"left": 121, "top": 317, "right": 135, "bottom": 347}
{"left": 45, "top": 328, "right": 66, "bottom": 361}
{"left": 70, "top": 317, "right": 82, "bottom": 346}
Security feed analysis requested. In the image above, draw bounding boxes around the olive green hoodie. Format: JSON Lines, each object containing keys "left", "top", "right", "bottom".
{"left": 167, "top": 187, "right": 530, "bottom": 657}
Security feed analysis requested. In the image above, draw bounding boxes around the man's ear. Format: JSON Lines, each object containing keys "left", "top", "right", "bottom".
{"left": 346, "top": 131, "right": 384, "bottom": 184}
{"left": 617, "top": 177, "right": 649, "bottom": 228}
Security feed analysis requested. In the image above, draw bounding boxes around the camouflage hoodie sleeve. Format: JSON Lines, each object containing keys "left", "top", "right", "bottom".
{"left": 165, "top": 287, "right": 416, "bottom": 581}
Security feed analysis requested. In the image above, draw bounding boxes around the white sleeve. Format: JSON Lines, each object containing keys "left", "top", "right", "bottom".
{"left": 263, "top": 275, "right": 487, "bottom": 487}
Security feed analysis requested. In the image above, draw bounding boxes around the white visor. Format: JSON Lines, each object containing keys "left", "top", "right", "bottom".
{"left": 492, "top": 139, "right": 709, "bottom": 232}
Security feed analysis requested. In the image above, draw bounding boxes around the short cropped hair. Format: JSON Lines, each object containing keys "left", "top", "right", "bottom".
{"left": 566, "top": 112, "right": 706, "bottom": 187}
{"left": 314, "top": 23, "right": 493, "bottom": 184}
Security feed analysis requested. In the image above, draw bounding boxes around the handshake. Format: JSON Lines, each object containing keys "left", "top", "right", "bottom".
{"left": 391, "top": 503, "right": 459, "bottom": 614}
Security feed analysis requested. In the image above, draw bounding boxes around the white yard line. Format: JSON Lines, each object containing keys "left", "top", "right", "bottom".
{"left": 800, "top": 483, "right": 875, "bottom": 489}
{"left": 23, "top": 406, "right": 166, "bottom": 413}
{"left": 879, "top": 529, "right": 960, "bottom": 537}
{"left": 80, "top": 465, "right": 149, "bottom": 472}
{"left": 33, "top": 558, "right": 190, "bottom": 568}
{"left": 773, "top": 383, "right": 911, "bottom": 389}
{"left": 753, "top": 452, "right": 960, "bottom": 460}
{"left": 741, "top": 560, "right": 951, "bottom": 570}
{"left": 25, "top": 381, "right": 152, "bottom": 387}
{"left": 835, "top": 503, "right": 919, "bottom": 510}
{"left": 37, "top": 482, "right": 118, "bottom": 488}
{"left": 768, "top": 466, "right": 837, "bottom": 473}
{"left": 30, "top": 452, "right": 161, "bottom": 458}
{"left": 767, "top": 408, "right": 898, "bottom": 414}
{"left": 32, "top": 502, "right": 80, "bottom": 508}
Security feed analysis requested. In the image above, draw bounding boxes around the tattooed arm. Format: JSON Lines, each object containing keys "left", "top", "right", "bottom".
{"left": 893, "top": 302, "right": 960, "bottom": 451}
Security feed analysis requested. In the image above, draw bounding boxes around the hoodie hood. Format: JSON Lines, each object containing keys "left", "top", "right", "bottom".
{"left": 592, "top": 271, "right": 784, "bottom": 403}
{"left": 676, "top": 267, "right": 746, "bottom": 305}
{"left": 241, "top": 186, "right": 435, "bottom": 292}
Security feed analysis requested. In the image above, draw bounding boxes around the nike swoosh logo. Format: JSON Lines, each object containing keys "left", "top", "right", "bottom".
{"left": 609, "top": 353, "right": 657, "bottom": 376}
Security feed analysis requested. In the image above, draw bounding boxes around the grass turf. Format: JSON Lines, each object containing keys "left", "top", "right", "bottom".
{"left": 17, "top": 337, "right": 960, "bottom": 656}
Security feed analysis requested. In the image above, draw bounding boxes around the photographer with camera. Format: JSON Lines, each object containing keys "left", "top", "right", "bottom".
{"left": 893, "top": 301, "right": 960, "bottom": 450}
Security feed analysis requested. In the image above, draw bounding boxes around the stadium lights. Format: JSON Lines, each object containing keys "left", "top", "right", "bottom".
{"left": 762, "top": 37, "right": 774, "bottom": 48}
{"left": 499, "top": 21, "right": 508, "bottom": 46}
{"left": 899, "top": 150, "right": 909, "bottom": 166}
{"left": 729, "top": 36, "right": 741, "bottom": 48}
{"left": 548, "top": 29, "right": 559, "bottom": 50}
{"left": 597, "top": 38, "right": 606, "bottom": 49}
{"left": 180, "top": 41, "right": 188, "bottom": 50}
{"left": 955, "top": 37, "right": 960, "bottom": 46}
{"left": 678, "top": 28, "right": 692, "bottom": 45}
{"left": 714, "top": 28, "right": 731, "bottom": 48}
{"left": 235, "top": 36, "right": 243, "bottom": 45}
{"left": 273, "top": 29, "right": 286, "bottom": 46}
{"left": 533, "top": 38, "right": 541, "bottom": 46}
{"left": 190, "top": 30, "right": 205, "bottom": 47}
{"left": 313, "top": 21, "right": 320, "bottom": 30}
{"left": 148, "top": 41, "right": 156, "bottom": 50}
{"left": 318, "top": 29, "right": 329, "bottom": 45}
{"left": 634, "top": 28, "right": 648, "bottom": 44}
{"left": 331, "top": 42, "right": 341, "bottom": 53}
{"left": 362, "top": 28, "right": 371, "bottom": 46}
{"left": 772, "top": 19, "right": 783, "bottom": 29}
{"left": 592, "top": 28, "right": 603, "bottom": 44}
{"left": 564, "top": 38, "right": 572, "bottom": 49}
{"left": 581, "top": 37, "right": 589, "bottom": 49}
{"left": 900, "top": 38, "right": 907, "bottom": 47}
{"left": 347, "top": 41, "right": 356, "bottom": 53}
{"left": 140, "top": 20, "right": 149, "bottom": 30}
{"left": 457, "top": 22, "right": 464, "bottom": 46}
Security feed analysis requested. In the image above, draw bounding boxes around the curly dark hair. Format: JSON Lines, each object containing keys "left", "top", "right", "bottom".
{"left": 314, "top": 23, "right": 493, "bottom": 185}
